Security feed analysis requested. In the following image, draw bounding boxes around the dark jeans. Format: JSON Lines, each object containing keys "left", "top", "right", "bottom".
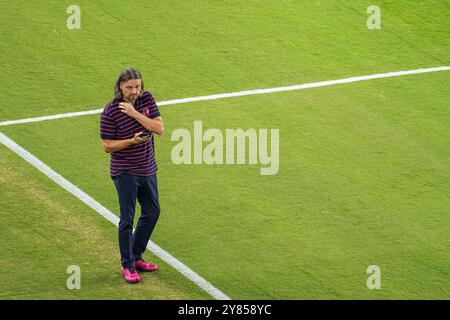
{"left": 112, "top": 174, "right": 160, "bottom": 269}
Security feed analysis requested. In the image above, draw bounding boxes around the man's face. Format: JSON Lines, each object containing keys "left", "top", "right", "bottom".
{"left": 120, "top": 79, "right": 142, "bottom": 103}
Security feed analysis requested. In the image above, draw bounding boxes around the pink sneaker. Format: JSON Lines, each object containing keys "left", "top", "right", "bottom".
{"left": 135, "top": 259, "right": 158, "bottom": 272}
{"left": 122, "top": 267, "right": 141, "bottom": 283}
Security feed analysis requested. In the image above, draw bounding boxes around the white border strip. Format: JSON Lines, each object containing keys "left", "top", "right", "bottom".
{"left": 1, "top": 66, "right": 449, "bottom": 127}
{"left": 0, "top": 132, "right": 230, "bottom": 300}
{"left": 0, "top": 109, "right": 104, "bottom": 127}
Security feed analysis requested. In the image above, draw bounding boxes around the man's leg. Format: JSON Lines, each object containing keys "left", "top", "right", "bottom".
{"left": 133, "top": 174, "right": 160, "bottom": 261}
{"left": 113, "top": 174, "right": 138, "bottom": 269}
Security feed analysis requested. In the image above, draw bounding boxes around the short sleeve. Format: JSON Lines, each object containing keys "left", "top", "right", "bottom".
{"left": 100, "top": 111, "right": 117, "bottom": 140}
{"left": 148, "top": 94, "right": 161, "bottom": 119}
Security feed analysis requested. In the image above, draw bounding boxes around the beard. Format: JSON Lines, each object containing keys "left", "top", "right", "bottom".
{"left": 125, "top": 93, "right": 138, "bottom": 102}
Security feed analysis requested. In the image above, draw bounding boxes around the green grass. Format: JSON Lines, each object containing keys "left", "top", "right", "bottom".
{"left": 1, "top": 0, "right": 449, "bottom": 299}
{"left": 2, "top": 72, "right": 450, "bottom": 299}
{"left": 0, "top": 144, "right": 211, "bottom": 299}
{"left": 1, "top": 0, "right": 449, "bottom": 120}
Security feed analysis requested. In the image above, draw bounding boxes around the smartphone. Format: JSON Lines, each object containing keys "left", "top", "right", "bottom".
{"left": 139, "top": 130, "right": 152, "bottom": 137}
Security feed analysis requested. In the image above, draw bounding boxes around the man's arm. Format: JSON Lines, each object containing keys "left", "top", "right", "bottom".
{"left": 118, "top": 102, "right": 165, "bottom": 135}
{"left": 102, "top": 132, "right": 151, "bottom": 153}
{"left": 134, "top": 114, "right": 164, "bottom": 135}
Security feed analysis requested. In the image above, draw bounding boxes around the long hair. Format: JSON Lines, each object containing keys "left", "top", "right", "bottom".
{"left": 114, "top": 67, "right": 145, "bottom": 100}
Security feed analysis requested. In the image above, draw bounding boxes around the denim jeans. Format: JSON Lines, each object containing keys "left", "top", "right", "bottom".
{"left": 112, "top": 174, "right": 160, "bottom": 269}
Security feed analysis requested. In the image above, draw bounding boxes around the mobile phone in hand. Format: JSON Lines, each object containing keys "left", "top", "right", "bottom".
{"left": 139, "top": 130, "right": 152, "bottom": 137}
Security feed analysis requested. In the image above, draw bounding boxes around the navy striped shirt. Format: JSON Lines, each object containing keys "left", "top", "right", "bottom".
{"left": 100, "top": 91, "right": 161, "bottom": 177}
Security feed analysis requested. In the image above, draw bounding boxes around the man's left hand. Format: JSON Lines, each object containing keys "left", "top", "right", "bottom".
{"left": 119, "top": 102, "right": 138, "bottom": 117}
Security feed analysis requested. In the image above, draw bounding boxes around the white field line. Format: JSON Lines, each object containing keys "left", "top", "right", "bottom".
{"left": 0, "top": 132, "right": 230, "bottom": 300}
{"left": 1, "top": 66, "right": 449, "bottom": 127}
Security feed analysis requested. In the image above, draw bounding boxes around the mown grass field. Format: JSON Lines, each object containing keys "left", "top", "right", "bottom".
{"left": 1, "top": 1, "right": 449, "bottom": 299}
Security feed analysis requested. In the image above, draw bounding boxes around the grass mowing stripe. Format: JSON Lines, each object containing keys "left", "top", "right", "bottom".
{"left": 0, "top": 132, "right": 231, "bottom": 300}
{"left": 1, "top": 65, "right": 449, "bottom": 127}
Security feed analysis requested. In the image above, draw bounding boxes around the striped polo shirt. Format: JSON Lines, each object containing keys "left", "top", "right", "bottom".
{"left": 100, "top": 91, "right": 161, "bottom": 177}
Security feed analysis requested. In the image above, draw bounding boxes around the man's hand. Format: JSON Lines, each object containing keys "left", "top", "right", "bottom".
{"left": 132, "top": 131, "right": 152, "bottom": 145}
{"left": 119, "top": 102, "right": 164, "bottom": 135}
{"left": 102, "top": 131, "right": 152, "bottom": 153}
{"left": 119, "top": 102, "right": 139, "bottom": 117}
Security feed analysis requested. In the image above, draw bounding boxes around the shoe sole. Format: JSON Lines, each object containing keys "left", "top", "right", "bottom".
{"left": 123, "top": 277, "right": 140, "bottom": 284}
{"left": 136, "top": 267, "right": 158, "bottom": 272}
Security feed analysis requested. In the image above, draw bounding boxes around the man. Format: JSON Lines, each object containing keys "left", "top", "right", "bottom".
{"left": 100, "top": 67, "right": 164, "bottom": 284}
